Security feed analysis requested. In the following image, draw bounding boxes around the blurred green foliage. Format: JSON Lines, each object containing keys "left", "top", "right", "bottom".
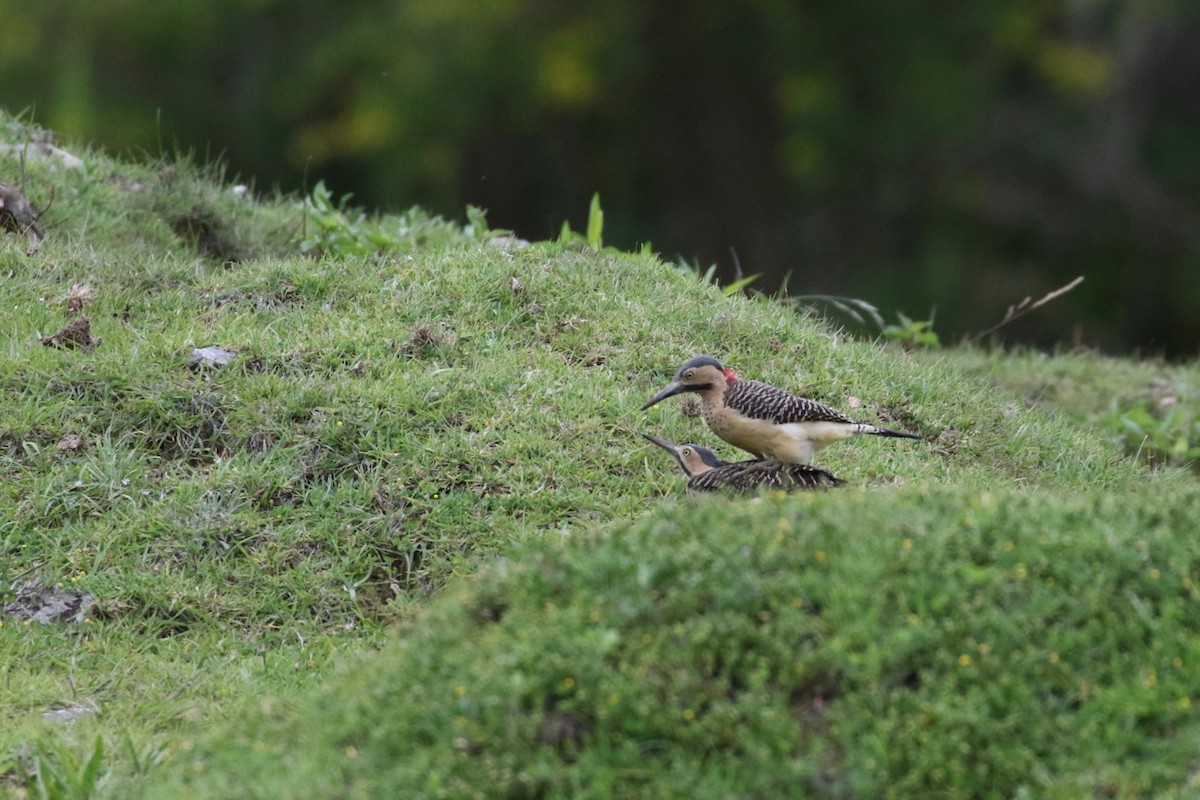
{"left": 1104, "top": 398, "right": 1200, "bottom": 470}
{"left": 883, "top": 312, "right": 941, "bottom": 351}
{"left": 3, "top": 1, "right": 1200, "bottom": 353}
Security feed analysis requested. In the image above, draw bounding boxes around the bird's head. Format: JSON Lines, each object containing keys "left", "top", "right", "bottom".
{"left": 642, "top": 433, "right": 726, "bottom": 477}
{"left": 640, "top": 355, "right": 737, "bottom": 410}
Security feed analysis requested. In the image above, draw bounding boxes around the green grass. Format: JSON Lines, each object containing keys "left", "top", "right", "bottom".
{"left": 948, "top": 348, "right": 1200, "bottom": 471}
{"left": 135, "top": 485, "right": 1200, "bottom": 799}
{"left": 1, "top": 109, "right": 1198, "bottom": 798}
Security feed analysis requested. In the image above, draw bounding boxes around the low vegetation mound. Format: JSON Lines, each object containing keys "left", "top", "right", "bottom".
{"left": 142, "top": 484, "right": 1200, "bottom": 798}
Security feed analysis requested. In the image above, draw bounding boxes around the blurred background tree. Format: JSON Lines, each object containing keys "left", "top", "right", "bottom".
{"left": 2, "top": 0, "right": 1199, "bottom": 354}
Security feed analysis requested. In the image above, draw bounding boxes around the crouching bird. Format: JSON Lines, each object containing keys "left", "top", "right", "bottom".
{"left": 642, "top": 355, "right": 920, "bottom": 464}
{"left": 642, "top": 433, "right": 843, "bottom": 495}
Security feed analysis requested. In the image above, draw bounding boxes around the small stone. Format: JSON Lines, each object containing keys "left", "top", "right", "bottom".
{"left": 190, "top": 346, "right": 235, "bottom": 368}
{"left": 0, "top": 141, "right": 84, "bottom": 171}
{"left": 488, "top": 235, "right": 530, "bottom": 250}
{"left": 56, "top": 433, "right": 87, "bottom": 453}
{"left": 43, "top": 704, "right": 98, "bottom": 723}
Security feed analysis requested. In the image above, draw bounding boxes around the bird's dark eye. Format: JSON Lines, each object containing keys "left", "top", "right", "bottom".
{"left": 684, "top": 370, "right": 694, "bottom": 380}
{"left": 682, "top": 448, "right": 692, "bottom": 457}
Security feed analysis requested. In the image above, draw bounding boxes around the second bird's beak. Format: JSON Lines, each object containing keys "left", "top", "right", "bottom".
{"left": 641, "top": 433, "right": 693, "bottom": 476}
{"left": 641, "top": 432, "right": 678, "bottom": 453}
{"left": 640, "top": 381, "right": 691, "bottom": 411}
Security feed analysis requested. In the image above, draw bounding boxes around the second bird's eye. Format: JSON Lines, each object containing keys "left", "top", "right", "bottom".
{"left": 683, "top": 370, "right": 694, "bottom": 380}
{"left": 682, "top": 448, "right": 692, "bottom": 457}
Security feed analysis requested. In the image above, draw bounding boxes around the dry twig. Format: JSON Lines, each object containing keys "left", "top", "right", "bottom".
{"left": 969, "top": 276, "right": 1085, "bottom": 343}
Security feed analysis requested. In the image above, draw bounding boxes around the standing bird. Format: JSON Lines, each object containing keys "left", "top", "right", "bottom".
{"left": 641, "top": 355, "right": 920, "bottom": 464}
{"left": 642, "top": 434, "right": 843, "bottom": 494}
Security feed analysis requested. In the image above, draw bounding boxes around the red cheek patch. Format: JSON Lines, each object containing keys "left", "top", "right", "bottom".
{"left": 723, "top": 368, "right": 739, "bottom": 384}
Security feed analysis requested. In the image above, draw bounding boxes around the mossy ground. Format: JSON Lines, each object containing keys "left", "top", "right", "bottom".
{"left": 1, "top": 110, "right": 1198, "bottom": 798}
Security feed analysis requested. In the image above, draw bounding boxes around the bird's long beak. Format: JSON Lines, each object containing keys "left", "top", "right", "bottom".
{"left": 641, "top": 433, "right": 692, "bottom": 476}
{"left": 640, "top": 381, "right": 693, "bottom": 411}
{"left": 641, "top": 432, "right": 678, "bottom": 454}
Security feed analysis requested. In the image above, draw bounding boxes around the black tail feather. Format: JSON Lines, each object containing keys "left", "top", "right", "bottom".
{"left": 873, "top": 427, "right": 921, "bottom": 440}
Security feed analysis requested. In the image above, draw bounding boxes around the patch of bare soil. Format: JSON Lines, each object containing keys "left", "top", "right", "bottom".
{"left": 41, "top": 317, "right": 101, "bottom": 350}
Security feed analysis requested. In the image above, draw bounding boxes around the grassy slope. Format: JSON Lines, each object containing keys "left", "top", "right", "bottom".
{"left": 1, "top": 111, "right": 1198, "bottom": 797}
{"left": 948, "top": 347, "right": 1200, "bottom": 472}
